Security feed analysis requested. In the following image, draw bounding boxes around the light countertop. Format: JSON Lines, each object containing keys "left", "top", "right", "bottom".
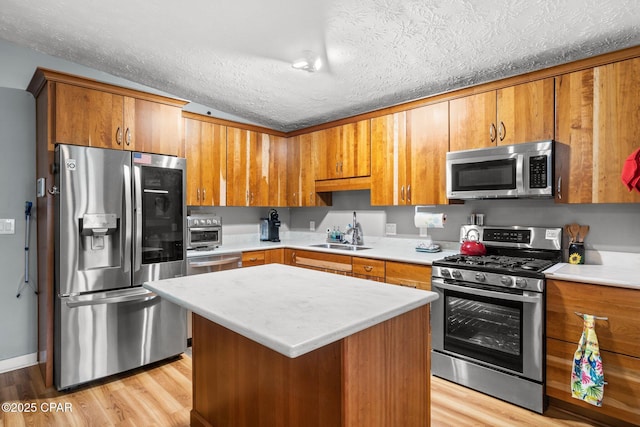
{"left": 187, "top": 233, "right": 639, "bottom": 290}
{"left": 144, "top": 263, "right": 438, "bottom": 358}
{"left": 544, "top": 263, "right": 640, "bottom": 290}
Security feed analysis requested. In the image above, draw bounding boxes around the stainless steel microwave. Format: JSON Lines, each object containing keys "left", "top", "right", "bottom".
{"left": 446, "top": 140, "right": 554, "bottom": 199}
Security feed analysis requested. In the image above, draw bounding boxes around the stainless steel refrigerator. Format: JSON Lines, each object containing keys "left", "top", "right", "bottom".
{"left": 54, "top": 144, "right": 187, "bottom": 390}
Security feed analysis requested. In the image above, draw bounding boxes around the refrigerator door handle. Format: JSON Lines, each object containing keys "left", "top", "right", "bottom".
{"left": 123, "top": 163, "right": 132, "bottom": 274}
{"left": 133, "top": 164, "right": 143, "bottom": 273}
{"left": 65, "top": 288, "right": 157, "bottom": 308}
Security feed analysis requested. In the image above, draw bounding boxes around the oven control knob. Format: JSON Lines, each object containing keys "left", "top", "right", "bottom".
{"left": 452, "top": 270, "right": 462, "bottom": 279}
{"left": 500, "top": 276, "right": 513, "bottom": 286}
{"left": 515, "top": 278, "right": 527, "bottom": 288}
{"left": 441, "top": 269, "right": 451, "bottom": 278}
{"left": 475, "top": 273, "right": 486, "bottom": 282}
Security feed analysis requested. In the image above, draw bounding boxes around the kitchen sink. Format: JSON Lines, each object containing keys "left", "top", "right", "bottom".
{"left": 308, "top": 243, "right": 371, "bottom": 251}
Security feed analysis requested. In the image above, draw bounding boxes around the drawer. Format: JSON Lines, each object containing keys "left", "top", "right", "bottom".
{"left": 385, "top": 261, "right": 431, "bottom": 290}
{"left": 546, "top": 337, "right": 640, "bottom": 425}
{"left": 242, "top": 250, "right": 266, "bottom": 267}
{"left": 352, "top": 257, "right": 385, "bottom": 279}
{"left": 547, "top": 280, "right": 640, "bottom": 357}
{"left": 286, "top": 249, "right": 352, "bottom": 273}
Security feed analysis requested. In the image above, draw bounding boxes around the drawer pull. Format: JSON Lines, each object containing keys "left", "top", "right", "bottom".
{"left": 574, "top": 311, "right": 608, "bottom": 321}
{"left": 364, "top": 266, "right": 373, "bottom": 272}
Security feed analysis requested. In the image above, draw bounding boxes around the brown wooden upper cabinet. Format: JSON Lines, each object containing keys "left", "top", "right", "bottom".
{"left": 53, "top": 82, "right": 185, "bottom": 156}
{"left": 449, "top": 78, "right": 555, "bottom": 151}
{"left": 555, "top": 57, "right": 640, "bottom": 204}
{"left": 227, "top": 128, "right": 288, "bottom": 207}
{"left": 184, "top": 115, "right": 227, "bottom": 206}
{"left": 287, "top": 134, "right": 331, "bottom": 207}
{"left": 314, "top": 120, "right": 371, "bottom": 180}
{"left": 370, "top": 102, "right": 449, "bottom": 205}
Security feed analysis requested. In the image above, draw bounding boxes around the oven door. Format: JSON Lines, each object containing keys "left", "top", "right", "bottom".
{"left": 188, "top": 226, "right": 222, "bottom": 249}
{"left": 431, "top": 278, "right": 543, "bottom": 382}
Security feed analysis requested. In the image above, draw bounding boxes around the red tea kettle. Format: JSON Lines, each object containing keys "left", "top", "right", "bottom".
{"left": 460, "top": 240, "right": 487, "bottom": 256}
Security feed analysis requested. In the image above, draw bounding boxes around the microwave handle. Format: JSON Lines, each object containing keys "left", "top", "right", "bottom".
{"left": 556, "top": 176, "right": 562, "bottom": 200}
{"left": 432, "top": 278, "right": 542, "bottom": 304}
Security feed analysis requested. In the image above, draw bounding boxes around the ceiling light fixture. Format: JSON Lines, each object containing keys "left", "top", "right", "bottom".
{"left": 292, "top": 50, "right": 322, "bottom": 72}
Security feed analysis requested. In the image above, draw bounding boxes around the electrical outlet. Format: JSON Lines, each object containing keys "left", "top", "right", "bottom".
{"left": 309, "top": 221, "right": 315, "bottom": 231}
{"left": 385, "top": 223, "right": 397, "bottom": 235}
{"left": 0, "top": 219, "right": 15, "bottom": 234}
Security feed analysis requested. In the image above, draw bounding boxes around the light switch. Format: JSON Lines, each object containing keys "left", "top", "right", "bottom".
{"left": 0, "top": 219, "right": 15, "bottom": 234}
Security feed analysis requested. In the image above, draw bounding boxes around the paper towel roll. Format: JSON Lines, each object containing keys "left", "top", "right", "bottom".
{"left": 414, "top": 212, "right": 446, "bottom": 228}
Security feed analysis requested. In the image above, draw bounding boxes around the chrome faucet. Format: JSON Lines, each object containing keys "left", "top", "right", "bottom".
{"left": 344, "top": 211, "right": 364, "bottom": 245}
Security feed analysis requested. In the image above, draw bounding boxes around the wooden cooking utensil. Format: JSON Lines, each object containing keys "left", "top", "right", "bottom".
{"left": 578, "top": 225, "right": 590, "bottom": 243}
{"left": 564, "top": 225, "right": 574, "bottom": 242}
{"left": 569, "top": 223, "right": 580, "bottom": 243}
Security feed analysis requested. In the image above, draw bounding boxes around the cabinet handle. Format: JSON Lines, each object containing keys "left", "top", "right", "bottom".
{"left": 498, "top": 121, "right": 506, "bottom": 141}
{"left": 202, "top": 188, "right": 206, "bottom": 202}
{"left": 340, "top": 161, "right": 343, "bottom": 172}
{"left": 401, "top": 185, "right": 405, "bottom": 201}
{"left": 116, "top": 127, "right": 123, "bottom": 145}
{"left": 125, "top": 128, "right": 132, "bottom": 146}
{"left": 246, "top": 190, "right": 249, "bottom": 205}
{"left": 197, "top": 188, "right": 200, "bottom": 201}
{"left": 407, "top": 184, "right": 411, "bottom": 202}
{"left": 249, "top": 257, "right": 258, "bottom": 262}
{"left": 364, "top": 266, "right": 373, "bottom": 272}
{"left": 250, "top": 192, "right": 254, "bottom": 204}
{"left": 336, "top": 162, "right": 339, "bottom": 173}
{"left": 309, "top": 192, "right": 313, "bottom": 204}
{"left": 489, "top": 123, "right": 497, "bottom": 142}
{"left": 556, "top": 176, "right": 562, "bottom": 200}
{"left": 291, "top": 252, "right": 296, "bottom": 264}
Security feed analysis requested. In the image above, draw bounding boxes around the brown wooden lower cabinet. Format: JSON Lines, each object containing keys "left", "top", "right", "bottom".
{"left": 546, "top": 279, "right": 640, "bottom": 425}
{"left": 191, "top": 306, "right": 430, "bottom": 427}
{"left": 352, "top": 257, "right": 385, "bottom": 282}
{"left": 385, "top": 260, "right": 432, "bottom": 290}
{"left": 241, "top": 248, "right": 284, "bottom": 267}
{"left": 284, "top": 248, "right": 352, "bottom": 275}
{"left": 546, "top": 338, "right": 640, "bottom": 425}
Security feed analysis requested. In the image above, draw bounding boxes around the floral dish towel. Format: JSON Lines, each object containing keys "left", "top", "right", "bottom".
{"left": 571, "top": 314, "right": 605, "bottom": 407}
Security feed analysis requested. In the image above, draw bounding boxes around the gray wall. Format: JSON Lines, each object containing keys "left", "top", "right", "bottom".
{"left": 290, "top": 191, "right": 640, "bottom": 253}
{"left": 0, "top": 88, "right": 37, "bottom": 361}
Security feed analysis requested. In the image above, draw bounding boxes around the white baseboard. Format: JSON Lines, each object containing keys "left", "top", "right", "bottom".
{"left": 0, "top": 352, "right": 38, "bottom": 374}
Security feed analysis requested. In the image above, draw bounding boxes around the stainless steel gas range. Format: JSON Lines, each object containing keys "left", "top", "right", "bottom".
{"left": 431, "top": 224, "right": 562, "bottom": 413}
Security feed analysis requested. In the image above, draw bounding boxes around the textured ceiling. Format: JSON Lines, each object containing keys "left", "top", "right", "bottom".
{"left": 1, "top": 0, "right": 640, "bottom": 132}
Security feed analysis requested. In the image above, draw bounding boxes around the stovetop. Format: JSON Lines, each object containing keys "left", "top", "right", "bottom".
{"left": 434, "top": 254, "right": 557, "bottom": 276}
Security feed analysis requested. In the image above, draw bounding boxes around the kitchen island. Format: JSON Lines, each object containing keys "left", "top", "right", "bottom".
{"left": 144, "top": 263, "right": 438, "bottom": 427}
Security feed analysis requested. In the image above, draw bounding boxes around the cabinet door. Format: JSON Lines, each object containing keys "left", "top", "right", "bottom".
{"left": 268, "top": 135, "right": 288, "bottom": 207}
{"left": 201, "top": 122, "right": 227, "bottom": 206}
{"left": 385, "top": 261, "right": 431, "bottom": 290}
{"left": 592, "top": 58, "right": 640, "bottom": 203}
{"left": 407, "top": 102, "right": 449, "bottom": 205}
{"left": 288, "top": 134, "right": 330, "bottom": 207}
{"left": 184, "top": 118, "right": 203, "bottom": 206}
{"left": 227, "top": 128, "right": 254, "bottom": 206}
{"left": 130, "top": 98, "right": 183, "bottom": 156}
{"left": 287, "top": 136, "right": 301, "bottom": 206}
{"left": 555, "top": 69, "right": 595, "bottom": 204}
{"left": 555, "top": 59, "right": 640, "bottom": 204}
{"left": 285, "top": 249, "right": 352, "bottom": 274}
{"left": 496, "top": 78, "right": 554, "bottom": 146}
{"left": 449, "top": 91, "right": 496, "bottom": 151}
{"left": 370, "top": 112, "right": 407, "bottom": 205}
{"left": 547, "top": 338, "right": 640, "bottom": 425}
{"left": 54, "top": 83, "right": 124, "bottom": 149}
{"left": 315, "top": 121, "right": 370, "bottom": 180}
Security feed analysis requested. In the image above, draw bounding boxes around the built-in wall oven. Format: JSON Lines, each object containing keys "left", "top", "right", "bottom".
{"left": 431, "top": 225, "right": 562, "bottom": 413}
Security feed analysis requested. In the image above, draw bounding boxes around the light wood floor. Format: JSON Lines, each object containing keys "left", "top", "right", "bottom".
{"left": 1, "top": 355, "right": 609, "bottom": 427}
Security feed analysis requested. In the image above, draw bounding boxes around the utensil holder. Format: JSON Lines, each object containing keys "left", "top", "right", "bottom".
{"left": 568, "top": 242, "right": 585, "bottom": 264}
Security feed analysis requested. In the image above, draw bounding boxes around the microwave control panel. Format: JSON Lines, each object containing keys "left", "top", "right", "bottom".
{"left": 528, "top": 155, "right": 548, "bottom": 188}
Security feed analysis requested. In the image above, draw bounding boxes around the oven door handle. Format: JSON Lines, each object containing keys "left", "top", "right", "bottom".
{"left": 432, "top": 279, "right": 542, "bottom": 304}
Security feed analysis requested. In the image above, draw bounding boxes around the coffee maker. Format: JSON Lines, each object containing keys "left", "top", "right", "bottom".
{"left": 260, "top": 209, "right": 281, "bottom": 242}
